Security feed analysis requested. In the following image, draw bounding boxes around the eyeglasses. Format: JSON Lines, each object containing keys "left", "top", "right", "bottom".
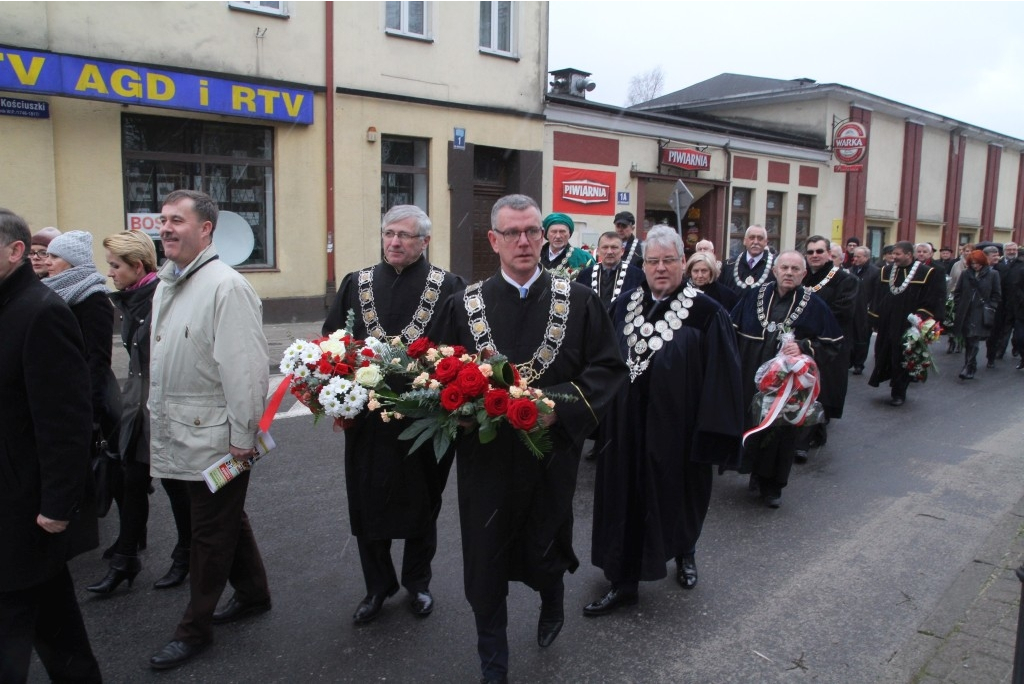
{"left": 382, "top": 230, "right": 424, "bottom": 241}
{"left": 643, "top": 257, "right": 681, "bottom": 268}
{"left": 29, "top": 250, "right": 48, "bottom": 259}
{"left": 492, "top": 227, "right": 543, "bottom": 243}
{"left": 805, "top": 248, "right": 827, "bottom": 255}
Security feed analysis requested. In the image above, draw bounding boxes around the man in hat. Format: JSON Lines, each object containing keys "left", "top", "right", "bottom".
{"left": 539, "top": 213, "right": 594, "bottom": 278}
{"left": 721, "top": 224, "right": 776, "bottom": 296}
{"left": 29, "top": 227, "right": 60, "bottom": 278}
{"left": 613, "top": 211, "right": 644, "bottom": 268}
{"left": 842, "top": 236, "right": 860, "bottom": 268}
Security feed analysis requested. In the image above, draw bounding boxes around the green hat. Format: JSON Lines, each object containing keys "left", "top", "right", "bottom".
{"left": 542, "top": 212, "right": 574, "bottom": 236}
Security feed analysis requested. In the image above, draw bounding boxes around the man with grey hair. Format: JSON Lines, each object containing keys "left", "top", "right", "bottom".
{"left": 721, "top": 224, "right": 776, "bottom": 295}
{"left": 587, "top": 225, "right": 743, "bottom": 613}
{"left": 848, "top": 246, "right": 880, "bottom": 374}
{"left": 434, "top": 194, "right": 626, "bottom": 683}
{"left": 988, "top": 243, "right": 1018, "bottom": 364}
{"left": 323, "top": 205, "right": 465, "bottom": 625}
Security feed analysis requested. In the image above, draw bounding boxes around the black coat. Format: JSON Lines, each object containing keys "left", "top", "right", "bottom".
{"left": 868, "top": 262, "right": 946, "bottom": 385}
{"left": 323, "top": 257, "right": 465, "bottom": 540}
{"left": 1005, "top": 258, "right": 1024, "bottom": 321}
{"left": 953, "top": 266, "right": 1001, "bottom": 339}
{"left": 575, "top": 261, "right": 646, "bottom": 312}
{"left": 109, "top": 278, "right": 158, "bottom": 464}
{"left": 0, "top": 262, "right": 94, "bottom": 591}
{"left": 70, "top": 291, "right": 121, "bottom": 448}
{"left": 802, "top": 266, "right": 858, "bottom": 418}
{"left": 720, "top": 252, "right": 777, "bottom": 296}
{"left": 693, "top": 279, "right": 739, "bottom": 312}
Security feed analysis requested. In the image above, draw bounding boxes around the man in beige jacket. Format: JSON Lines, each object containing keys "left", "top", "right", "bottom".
{"left": 147, "top": 189, "right": 271, "bottom": 671}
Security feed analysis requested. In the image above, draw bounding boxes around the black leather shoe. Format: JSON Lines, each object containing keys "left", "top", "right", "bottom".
{"left": 410, "top": 590, "right": 434, "bottom": 617}
{"left": 154, "top": 560, "right": 189, "bottom": 590}
{"left": 676, "top": 556, "right": 698, "bottom": 590}
{"left": 212, "top": 594, "right": 271, "bottom": 625}
{"left": 353, "top": 584, "right": 399, "bottom": 624}
{"left": 537, "top": 616, "right": 564, "bottom": 648}
{"left": 793, "top": 449, "right": 809, "bottom": 464}
{"left": 1016, "top": 359, "right": 1024, "bottom": 370}
{"left": 765, "top": 495, "right": 782, "bottom": 508}
{"left": 986, "top": 360, "right": 996, "bottom": 369}
{"left": 583, "top": 587, "right": 638, "bottom": 617}
{"left": 889, "top": 397, "right": 905, "bottom": 406}
{"left": 851, "top": 365, "right": 864, "bottom": 375}
{"left": 149, "top": 639, "right": 210, "bottom": 670}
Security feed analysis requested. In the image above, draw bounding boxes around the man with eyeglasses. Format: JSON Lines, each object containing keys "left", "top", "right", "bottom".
{"left": 29, "top": 227, "right": 61, "bottom": 278}
{"left": 721, "top": 224, "right": 776, "bottom": 295}
{"left": 323, "top": 205, "right": 465, "bottom": 626}
{"left": 613, "top": 211, "right": 645, "bottom": 268}
{"left": 793, "top": 236, "right": 859, "bottom": 462}
{"left": 539, "top": 213, "right": 594, "bottom": 278}
{"left": 433, "top": 194, "right": 626, "bottom": 684}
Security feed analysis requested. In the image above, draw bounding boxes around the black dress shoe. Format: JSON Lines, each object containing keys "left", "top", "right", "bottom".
{"left": 1016, "top": 359, "right": 1024, "bottom": 370}
{"left": 764, "top": 495, "right": 782, "bottom": 509}
{"left": 410, "top": 590, "right": 434, "bottom": 617}
{"left": 793, "top": 449, "right": 809, "bottom": 464}
{"left": 353, "top": 584, "right": 399, "bottom": 624}
{"left": 889, "top": 397, "right": 905, "bottom": 406}
{"left": 149, "top": 639, "right": 210, "bottom": 670}
{"left": 583, "top": 587, "right": 638, "bottom": 617}
{"left": 676, "top": 556, "right": 698, "bottom": 590}
{"left": 212, "top": 594, "right": 271, "bottom": 625}
{"left": 154, "top": 560, "right": 189, "bottom": 590}
{"left": 537, "top": 616, "right": 564, "bottom": 648}
{"left": 851, "top": 365, "right": 863, "bottom": 375}
{"left": 986, "top": 360, "right": 996, "bottom": 369}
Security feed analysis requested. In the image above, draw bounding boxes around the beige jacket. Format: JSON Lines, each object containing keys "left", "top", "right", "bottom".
{"left": 148, "top": 245, "right": 269, "bottom": 480}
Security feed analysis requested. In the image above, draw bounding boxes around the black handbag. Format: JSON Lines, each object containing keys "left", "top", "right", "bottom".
{"left": 982, "top": 305, "right": 995, "bottom": 328}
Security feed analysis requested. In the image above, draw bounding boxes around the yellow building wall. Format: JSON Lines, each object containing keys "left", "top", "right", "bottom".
{"left": 0, "top": 98, "right": 58, "bottom": 229}
{"left": 864, "top": 114, "right": 903, "bottom": 220}
{"left": 994, "top": 149, "right": 1020, "bottom": 230}
{"left": 918, "top": 127, "right": 950, "bottom": 224}
{"left": 958, "top": 139, "right": 988, "bottom": 227}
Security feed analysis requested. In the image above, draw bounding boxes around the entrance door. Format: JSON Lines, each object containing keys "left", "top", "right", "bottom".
{"left": 471, "top": 184, "right": 503, "bottom": 282}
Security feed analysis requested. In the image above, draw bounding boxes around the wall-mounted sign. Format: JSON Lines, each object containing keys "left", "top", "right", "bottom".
{"left": 453, "top": 127, "right": 466, "bottom": 150}
{"left": 833, "top": 121, "right": 867, "bottom": 172}
{"left": 616, "top": 191, "right": 630, "bottom": 205}
{"left": 0, "top": 96, "right": 49, "bottom": 118}
{"left": 661, "top": 147, "right": 711, "bottom": 171}
{"left": 0, "top": 47, "right": 314, "bottom": 124}
{"left": 127, "top": 213, "right": 163, "bottom": 238}
{"left": 552, "top": 166, "right": 616, "bottom": 215}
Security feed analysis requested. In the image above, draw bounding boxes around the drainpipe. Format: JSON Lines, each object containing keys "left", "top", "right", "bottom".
{"left": 324, "top": 1, "right": 336, "bottom": 305}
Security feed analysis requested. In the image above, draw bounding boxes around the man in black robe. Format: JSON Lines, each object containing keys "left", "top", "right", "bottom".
{"left": 732, "top": 251, "right": 842, "bottom": 507}
{"left": 848, "top": 246, "right": 880, "bottom": 374}
{"left": 586, "top": 226, "right": 743, "bottom": 616}
{"left": 868, "top": 241, "right": 946, "bottom": 406}
{"left": 720, "top": 224, "right": 777, "bottom": 296}
{"left": 434, "top": 194, "right": 626, "bottom": 684}
{"left": 794, "top": 236, "right": 859, "bottom": 460}
{"left": 323, "top": 205, "right": 465, "bottom": 624}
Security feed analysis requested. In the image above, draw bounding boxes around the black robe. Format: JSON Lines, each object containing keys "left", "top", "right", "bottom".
{"left": 801, "top": 266, "right": 858, "bottom": 418}
{"left": 323, "top": 256, "right": 465, "bottom": 540}
{"left": 692, "top": 279, "right": 738, "bottom": 312}
{"left": 591, "top": 283, "right": 743, "bottom": 583}
{"left": 434, "top": 270, "right": 627, "bottom": 615}
{"left": 621, "top": 236, "right": 644, "bottom": 269}
{"left": 575, "top": 261, "right": 645, "bottom": 312}
{"left": 720, "top": 251, "right": 777, "bottom": 296}
{"left": 867, "top": 261, "right": 946, "bottom": 387}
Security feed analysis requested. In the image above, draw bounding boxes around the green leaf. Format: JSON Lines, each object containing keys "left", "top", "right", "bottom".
{"left": 478, "top": 422, "right": 497, "bottom": 444}
{"left": 432, "top": 429, "right": 452, "bottom": 463}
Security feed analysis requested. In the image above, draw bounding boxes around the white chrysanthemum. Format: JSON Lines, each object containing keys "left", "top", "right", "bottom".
{"left": 294, "top": 365, "right": 311, "bottom": 379}
{"left": 300, "top": 347, "right": 321, "bottom": 365}
{"left": 313, "top": 368, "right": 333, "bottom": 381}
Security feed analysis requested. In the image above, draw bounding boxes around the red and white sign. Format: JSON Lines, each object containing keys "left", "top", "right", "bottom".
{"left": 552, "top": 166, "right": 616, "bottom": 215}
{"left": 833, "top": 121, "right": 868, "bottom": 168}
{"left": 127, "top": 213, "right": 163, "bottom": 238}
{"left": 661, "top": 147, "right": 711, "bottom": 171}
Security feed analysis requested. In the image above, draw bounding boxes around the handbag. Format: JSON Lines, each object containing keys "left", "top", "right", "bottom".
{"left": 982, "top": 306, "right": 995, "bottom": 328}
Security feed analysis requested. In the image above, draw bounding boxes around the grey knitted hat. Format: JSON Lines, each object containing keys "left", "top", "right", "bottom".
{"left": 46, "top": 230, "right": 95, "bottom": 268}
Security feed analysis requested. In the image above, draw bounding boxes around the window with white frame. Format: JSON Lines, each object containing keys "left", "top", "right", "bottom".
{"left": 479, "top": 1, "right": 514, "bottom": 56}
{"left": 386, "top": 1, "right": 430, "bottom": 38}
{"left": 228, "top": 1, "right": 289, "bottom": 18}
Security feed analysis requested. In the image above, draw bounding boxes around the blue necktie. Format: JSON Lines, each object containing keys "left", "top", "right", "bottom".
{"left": 520, "top": 286, "right": 528, "bottom": 299}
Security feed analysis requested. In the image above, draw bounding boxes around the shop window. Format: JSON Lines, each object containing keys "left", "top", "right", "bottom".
{"left": 479, "top": 1, "right": 514, "bottom": 57}
{"left": 381, "top": 136, "right": 429, "bottom": 214}
{"left": 794, "top": 194, "right": 812, "bottom": 252}
{"left": 728, "top": 187, "right": 751, "bottom": 259}
{"left": 764, "top": 191, "right": 783, "bottom": 254}
{"left": 122, "top": 114, "right": 275, "bottom": 269}
{"left": 386, "top": 1, "right": 431, "bottom": 39}
{"left": 228, "top": 1, "right": 289, "bottom": 17}
{"left": 867, "top": 226, "right": 886, "bottom": 259}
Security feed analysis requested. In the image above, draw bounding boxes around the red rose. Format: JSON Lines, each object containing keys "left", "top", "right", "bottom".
{"left": 440, "top": 385, "right": 466, "bottom": 411}
{"left": 506, "top": 397, "right": 539, "bottom": 431}
{"left": 407, "top": 337, "right": 433, "bottom": 359}
{"left": 483, "top": 388, "right": 510, "bottom": 417}
{"left": 434, "top": 356, "right": 463, "bottom": 384}
{"left": 456, "top": 364, "right": 489, "bottom": 398}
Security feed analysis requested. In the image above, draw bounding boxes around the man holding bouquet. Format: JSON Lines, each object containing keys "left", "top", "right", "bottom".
{"left": 434, "top": 194, "right": 627, "bottom": 684}
{"left": 731, "top": 251, "right": 842, "bottom": 508}
{"left": 323, "top": 205, "right": 465, "bottom": 625}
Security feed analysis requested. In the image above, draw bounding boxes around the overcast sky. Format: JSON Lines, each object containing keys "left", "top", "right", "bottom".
{"left": 548, "top": 1, "right": 1024, "bottom": 140}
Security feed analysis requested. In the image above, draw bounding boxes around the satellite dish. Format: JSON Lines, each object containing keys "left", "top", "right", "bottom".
{"left": 214, "top": 211, "right": 255, "bottom": 266}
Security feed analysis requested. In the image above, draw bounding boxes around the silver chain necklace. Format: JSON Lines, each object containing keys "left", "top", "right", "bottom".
{"left": 733, "top": 251, "right": 774, "bottom": 289}
{"left": 623, "top": 286, "right": 696, "bottom": 382}
{"left": 591, "top": 262, "right": 627, "bottom": 302}
{"left": 463, "top": 276, "right": 572, "bottom": 385}
{"left": 357, "top": 264, "right": 446, "bottom": 344}
{"left": 888, "top": 260, "right": 921, "bottom": 295}
{"left": 756, "top": 283, "right": 811, "bottom": 333}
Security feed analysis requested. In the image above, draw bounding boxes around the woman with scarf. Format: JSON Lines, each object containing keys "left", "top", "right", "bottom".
{"left": 952, "top": 249, "right": 1002, "bottom": 380}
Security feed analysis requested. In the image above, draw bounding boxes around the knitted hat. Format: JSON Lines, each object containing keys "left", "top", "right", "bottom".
{"left": 31, "top": 227, "right": 61, "bottom": 248}
{"left": 46, "top": 230, "right": 95, "bottom": 267}
{"left": 542, "top": 212, "right": 574, "bottom": 236}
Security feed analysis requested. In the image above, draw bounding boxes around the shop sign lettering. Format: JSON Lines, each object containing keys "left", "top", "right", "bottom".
{"left": 0, "top": 47, "right": 313, "bottom": 124}
{"left": 661, "top": 147, "right": 711, "bottom": 171}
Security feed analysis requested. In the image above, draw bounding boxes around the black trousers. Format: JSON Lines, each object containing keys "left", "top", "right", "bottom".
{"left": 471, "top": 579, "right": 562, "bottom": 681}
{"left": 0, "top": 565, "right": 101, "bottom": 683}
{"left": 112, "top": 459, "right": 150, "bottom": 556}
{"left": 356, "top": 527, "right": 436, "bottom": 596}
{"left": 171, "top": 471, "right": 270, "bottom": 644}
{"left": 161, "top": 477, "right": 192, "bottom": 558}
{"left": 748, "top": 425, "right": 799, "bottom": 498}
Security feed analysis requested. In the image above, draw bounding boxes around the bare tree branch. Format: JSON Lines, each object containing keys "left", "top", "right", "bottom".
{"left": 626, "top": 66, "right": 666, "bottom": 106}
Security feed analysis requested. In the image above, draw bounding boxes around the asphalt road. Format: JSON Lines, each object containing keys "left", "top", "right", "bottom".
{"left": 34, "top": 342, "right": 1024, "bottom": 683}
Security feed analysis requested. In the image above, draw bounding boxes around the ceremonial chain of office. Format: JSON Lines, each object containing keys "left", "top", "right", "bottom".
{"left": 623, "top": 285, "right": 696, "bottom": 382}
{"left": 358, "top": 265, "right": 447, "bottom": 344}
{"left": 755, "top": 283, "right": 811, "bottom": 333}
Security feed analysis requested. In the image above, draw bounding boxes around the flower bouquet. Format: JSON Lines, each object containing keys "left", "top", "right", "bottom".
{"left": 901, "top": 313, "right": 942, "bottom": 381}
{"left": 385, "top": 339, "right": 570, "bottom": 461}
{"left": 743, "top": 332, "right": 824, "bottom": 446}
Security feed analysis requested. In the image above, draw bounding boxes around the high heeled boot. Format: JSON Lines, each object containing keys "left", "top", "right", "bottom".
{"left": 87, "top": 553, "right": 142, "bottom": 593}
{"left": 153, "top": 546, "right": 190, "bottom": 590}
